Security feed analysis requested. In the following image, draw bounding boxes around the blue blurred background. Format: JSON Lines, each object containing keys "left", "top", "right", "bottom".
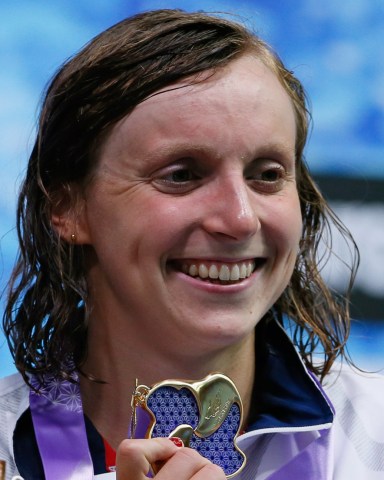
{"left": 1, "top": 0, "right": 383, "bottom": 376}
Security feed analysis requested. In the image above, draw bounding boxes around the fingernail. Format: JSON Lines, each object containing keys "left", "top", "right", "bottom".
{"left": 169, "top": 437, "right": 184, "bottom": 448}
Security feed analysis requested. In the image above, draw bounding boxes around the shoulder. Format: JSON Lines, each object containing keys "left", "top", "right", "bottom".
{"left": 0, "top": 372, "right": 26, "bottom": 395}
{"left": 323, "top": 363, "right": 384, "bottom": 477}
{"left": 0, "top": 373, "right": 29, "bottom": 472}
{"left": 0, "top": 372, "right": 29, "bottom": 410}
{"left": 323, "top": 362, "right": 384, "bottom": 415}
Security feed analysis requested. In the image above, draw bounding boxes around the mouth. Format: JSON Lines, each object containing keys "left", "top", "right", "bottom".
{"left": 169, "top": 258, "right": 266, "bottom": 285}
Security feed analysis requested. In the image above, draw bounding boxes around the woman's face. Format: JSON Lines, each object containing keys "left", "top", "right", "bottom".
{"left": 78, "top": 55, "right": 302, "bottom": 354}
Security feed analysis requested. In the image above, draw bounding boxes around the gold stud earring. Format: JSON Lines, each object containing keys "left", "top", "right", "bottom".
{"left": 71, "top": 233, "right": 76, "bottom": 243}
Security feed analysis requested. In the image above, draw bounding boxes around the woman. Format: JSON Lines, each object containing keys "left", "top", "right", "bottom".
{"left": 1, "top": 9, "right": 383, "bottom": 480}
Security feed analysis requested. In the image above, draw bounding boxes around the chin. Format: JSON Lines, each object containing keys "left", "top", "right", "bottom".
{"left": 196, "top": 321, "right": 256, "bottom": 349}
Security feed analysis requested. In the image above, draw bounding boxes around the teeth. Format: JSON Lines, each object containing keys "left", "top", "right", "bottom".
{"left": 239, "top": 264, "right": 247, "bottom": 279}
{"left": 209, "top": 264, "right": 219, "bottom": 279}
{"left": 219, "top": 265, "right": 230, "bottom": 281}
{"left": 230, "top": 264, "right": 240, "bottom": 281}
{"left": 184, "top": 261, "right": 256, "bottom": 282}
{"left": 189, "top": 264, "right": 198, "bottom": 276}
{"left": 246, "top": 263, "right": 253, "bottom": 277}
{"left": 198, "top": 264, "right": 209, "bottom": 278}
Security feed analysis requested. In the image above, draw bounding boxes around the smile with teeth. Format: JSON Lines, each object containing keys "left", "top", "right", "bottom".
{"left": 181, "top": 260, "right": 257, "bottom": 283}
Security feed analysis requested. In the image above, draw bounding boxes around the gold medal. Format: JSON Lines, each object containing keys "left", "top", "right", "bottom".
{"left": 131, "top": 373, "right": 246, "bottom": 478}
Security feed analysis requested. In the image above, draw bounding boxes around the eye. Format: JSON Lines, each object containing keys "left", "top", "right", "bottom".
{"left": 259, "top": 168, "right": 282, "bottom": 182}
{"left": 245, "top": 161, "right": 290, "bottom": 194}
{"left": 151, "top": 163, "right": 201, "bottom": 193}
{"left": 166, "top": 169, "right": 196, "bottom": 183}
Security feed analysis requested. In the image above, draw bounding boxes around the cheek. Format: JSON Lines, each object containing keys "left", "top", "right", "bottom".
{"left": 110, "top": 200, "right": 192, "bottom": 259}
{"left": 273, "top": 195, "right": 302, "bottom": 253}
{"left": 289, "top": 207, "right": 303, "bottom": 246}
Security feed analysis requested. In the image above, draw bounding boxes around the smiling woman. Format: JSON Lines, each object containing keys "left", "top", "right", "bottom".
{"left": 0, "top": 8, "right": 383, "bottom": 480}
{"left": 73, "top": 55, "right": 301, "bottom": 360}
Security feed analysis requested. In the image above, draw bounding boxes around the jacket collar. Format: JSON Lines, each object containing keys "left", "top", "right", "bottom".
{"left": 235, "top": 318, "right": 335, "bottom": 480}
{"left": 245, "top": 316, "right": 334, "bottom": 435}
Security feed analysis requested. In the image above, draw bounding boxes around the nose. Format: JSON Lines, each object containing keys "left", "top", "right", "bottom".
{"left": 202, "top": 172, "right": 260, "bottom": 242}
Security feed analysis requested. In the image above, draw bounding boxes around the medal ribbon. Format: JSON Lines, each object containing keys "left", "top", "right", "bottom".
{"left": 29, "top": 372, "right": 94, "bottom": 480}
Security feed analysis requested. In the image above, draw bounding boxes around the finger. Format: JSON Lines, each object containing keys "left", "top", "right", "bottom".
{"left": 191, "top": 463, "right": 227, "bottom": 480}
{"left": 156, "top": 447, "right": 226, "bottom": 479}
{"left": 116, "top": 437, "right": 179, "bottom": 480}
{"left": 152, "top": 437, "right": 185, "bottom": 473}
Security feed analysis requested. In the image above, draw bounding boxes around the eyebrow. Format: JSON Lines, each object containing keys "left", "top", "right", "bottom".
{"left": 143, "top": 139, "right": 295, "bottom": 162}
{"left": 254, "top": 142, "right": 296, "bottom": 159}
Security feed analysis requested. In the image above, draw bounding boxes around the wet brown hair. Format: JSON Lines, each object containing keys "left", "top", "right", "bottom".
{"left": 2, "top": 9, "right": 358, "bottom": 384}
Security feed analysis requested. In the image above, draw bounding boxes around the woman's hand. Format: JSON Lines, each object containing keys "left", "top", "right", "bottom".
{"left": 116, "top": 437, "right": 226, "bottom": 479}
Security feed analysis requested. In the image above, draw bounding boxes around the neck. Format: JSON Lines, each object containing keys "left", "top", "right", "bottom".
{"left": 80, "top": 315, "right": 256, "bottom": 450}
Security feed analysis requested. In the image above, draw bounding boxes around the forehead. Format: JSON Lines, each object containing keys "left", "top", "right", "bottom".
{"left": 139, "top": 54, "right": 293, "bottom": 118}
{"left": 97, "top": 55, "right": 296, "bottom": 161}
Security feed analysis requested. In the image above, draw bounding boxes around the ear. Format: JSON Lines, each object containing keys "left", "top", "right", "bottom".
{"left": 50, "top": 186, "right": 91, "bottom": 245}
